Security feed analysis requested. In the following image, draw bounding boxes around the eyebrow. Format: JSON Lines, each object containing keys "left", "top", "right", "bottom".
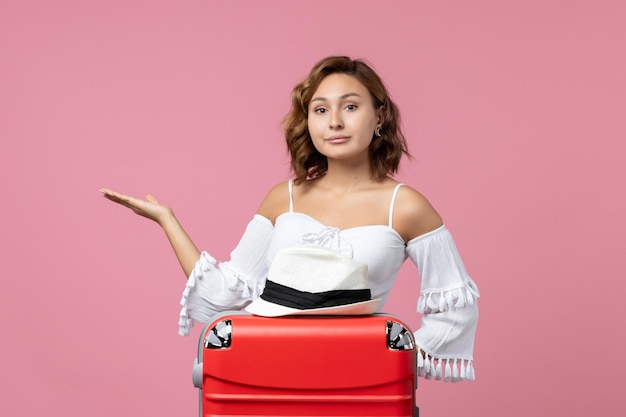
{"left": 310, "top": 92, "right": 362, "bottom": 103}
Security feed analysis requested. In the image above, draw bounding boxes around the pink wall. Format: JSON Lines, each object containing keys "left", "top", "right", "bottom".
{"left": 2, "top": 1, "right": 625, "bottom": 415}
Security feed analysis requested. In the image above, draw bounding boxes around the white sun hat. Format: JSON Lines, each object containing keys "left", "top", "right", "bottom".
{"left": 245, "top": 246, "right": 381, "bottom": 317}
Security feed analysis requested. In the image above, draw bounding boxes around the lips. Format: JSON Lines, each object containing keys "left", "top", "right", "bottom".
{"left": 325, "top": 136, "right": 350, "bottom": 144}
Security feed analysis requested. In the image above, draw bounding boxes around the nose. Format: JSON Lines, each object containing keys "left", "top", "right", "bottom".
{"left": 329, "top": 108, "right": 344, "bottom": 129}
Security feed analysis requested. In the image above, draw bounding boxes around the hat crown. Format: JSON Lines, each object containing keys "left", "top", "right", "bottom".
{"left": 244, "top": 246, "right": 380, "bottom": 317}
{"left": 268, "top": 246, "right": 369, "bottom": 293}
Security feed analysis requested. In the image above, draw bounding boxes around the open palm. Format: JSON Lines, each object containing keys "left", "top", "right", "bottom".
{"left": 99, "top": 188, "right": 172, "bottom": 224}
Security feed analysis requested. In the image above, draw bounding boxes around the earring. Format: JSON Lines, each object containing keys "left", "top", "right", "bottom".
{"left": 375, "top": 127, "right": 383, "bottom": 137}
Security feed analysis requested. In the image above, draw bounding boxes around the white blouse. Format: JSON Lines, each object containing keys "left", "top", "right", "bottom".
{"left": 179, "top": 183, "right": 480, "bottom": 382}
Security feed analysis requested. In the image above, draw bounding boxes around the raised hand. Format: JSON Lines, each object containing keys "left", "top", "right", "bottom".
{"left": 99, "top": 188, "right": 173, "bottom": 225}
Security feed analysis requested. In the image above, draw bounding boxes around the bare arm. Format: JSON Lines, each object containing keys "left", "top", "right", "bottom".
{"left": 99, "top": 188, "right": 200, "bottom": 277}
{"left": 392, "top": 186, "right": 444, "bottom": 243}
{"left": 255, "top": 181, "right": 290, "bottom": 224}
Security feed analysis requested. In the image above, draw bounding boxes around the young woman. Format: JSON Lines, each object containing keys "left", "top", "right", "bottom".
{"left": 100, "top": 56, "right": 480, "bottom": 382}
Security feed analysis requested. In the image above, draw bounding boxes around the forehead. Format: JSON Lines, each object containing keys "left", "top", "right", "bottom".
{"left": 311, "top": 73, "right": 370, "bottom": 99}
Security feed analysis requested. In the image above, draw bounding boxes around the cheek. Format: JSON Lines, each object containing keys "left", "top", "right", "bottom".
{"left": 307, "top": 117, "right": 323, "bottom": 138}
{"left": 354, "top": 115, "right": 376, "bottom": 135}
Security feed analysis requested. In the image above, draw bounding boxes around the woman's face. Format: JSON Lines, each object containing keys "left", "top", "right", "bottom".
{"left": 307, "top": 73, "right": 382, "bottom": 163}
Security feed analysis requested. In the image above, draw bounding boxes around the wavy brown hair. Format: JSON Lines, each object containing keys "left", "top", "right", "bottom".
{"left": 283, "top": 56, "right": 410, "bottom": 184}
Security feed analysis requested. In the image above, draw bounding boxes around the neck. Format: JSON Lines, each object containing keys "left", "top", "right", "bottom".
{"left": 321, "top": 159, "right": 375, "bottom": 192}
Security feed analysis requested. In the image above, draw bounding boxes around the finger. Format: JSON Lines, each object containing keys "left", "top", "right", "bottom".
{"left": 100, "top": 189, "right": 143, "bottom": 208}
{"left": 99, "top": 188, "right": 128, "bottom": 200}
{"left": 101, "top": 193, "right": 135, "bottom": 209}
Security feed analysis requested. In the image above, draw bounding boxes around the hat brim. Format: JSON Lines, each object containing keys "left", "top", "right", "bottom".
{"left": 245, "top": 298, "right": 381, "bottom": 317}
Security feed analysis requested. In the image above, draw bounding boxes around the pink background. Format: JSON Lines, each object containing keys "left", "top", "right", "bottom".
{"left": 2, "top": 1, "right": 625, "bottom": 415}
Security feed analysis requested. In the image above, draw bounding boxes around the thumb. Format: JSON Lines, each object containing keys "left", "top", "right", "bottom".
{"left": 145, "top": 194, "right": 159, "bottom": 204}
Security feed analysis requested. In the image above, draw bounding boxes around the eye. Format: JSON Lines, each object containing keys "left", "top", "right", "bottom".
{"left": 314, "top": 107, "right": 327, "bottom": 114}
{"left": 345, "top": 104, "right": 358, "bottom": 111}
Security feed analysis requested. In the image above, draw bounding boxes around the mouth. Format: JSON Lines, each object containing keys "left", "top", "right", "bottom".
{"left": 325, "top": 135, "right": 350, "bottom": 144}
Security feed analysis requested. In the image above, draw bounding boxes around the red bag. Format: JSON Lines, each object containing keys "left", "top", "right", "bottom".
{"left": 192, "top": 312, "right": 418, "bottom": 416}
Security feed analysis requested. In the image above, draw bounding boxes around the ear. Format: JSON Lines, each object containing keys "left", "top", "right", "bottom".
{"left": 375, "top": 105, "right": 384, "bottom": 126}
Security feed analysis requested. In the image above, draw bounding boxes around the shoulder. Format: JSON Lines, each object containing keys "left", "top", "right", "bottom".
{"left": 256, "top": 180, "right": 291, "bottom": 224}
{"left": 393, "top": 184, "right": 444, "bottom": 242}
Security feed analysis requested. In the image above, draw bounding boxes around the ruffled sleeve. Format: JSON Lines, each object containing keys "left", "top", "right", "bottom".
{"left": 405, "top": 225, "right": 480, "bottom": 382}
{"left": 178, "top": 214, "right": 274, "bottom": 336}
